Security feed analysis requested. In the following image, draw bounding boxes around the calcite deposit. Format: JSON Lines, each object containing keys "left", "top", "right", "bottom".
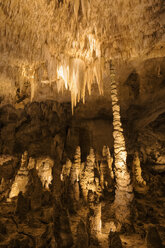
{"left": 0, "top": 0, "right": 164, "bottom": 247}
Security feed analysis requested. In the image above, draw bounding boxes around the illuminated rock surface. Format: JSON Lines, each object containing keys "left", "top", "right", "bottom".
{"left": 0, "top": 0, "right": 165, "bottom": 247}
{"left": 9, "top": 151, "right": 29, "bottom": 199}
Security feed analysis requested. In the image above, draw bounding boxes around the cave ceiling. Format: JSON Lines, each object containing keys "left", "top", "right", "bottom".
{"left": 0, "top": 0, "right": 165, "bottom": 110}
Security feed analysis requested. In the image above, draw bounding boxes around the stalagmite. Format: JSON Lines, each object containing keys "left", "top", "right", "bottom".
{"left": 36, "top": 157, "right": 54, "bottom": 190}
{"left": 109, "top": 60, "right": 133, "bottom": 225}
{"left": 100, "top": 146, "right": 114, "bottom": 189}
{"left": 70, "top": 146, "right": 81, "bottom": 184}
{"left": 21, "top": 151, "right": 28, "bottom": 168}
{"left": 79, "top": 169, "right": 88, "bottom": 201}
{"left": 65, "top": 159, "right": 72, "bottom": 176}
{"left": 0, "top": 178, "right": 5, "bottom": 193}
{"left": 9, "top": 151, "right": 29, "bottom": 199}
{"left": 100, "top": 169, "right": 104, "bottom": 189}
{"left": 74, "top": 181, "right": 80, "bottom": 201}
{"left": 27, "top": 157, "right": 36, "bottom": 170}
{"left": 88, "top": 191, "right": 102, "bottom": 240}
{"left": 79, "top": 148, "right": 96, "bottom": 201}
{"left": 61, "top": 159, "right": 72, "bottom": 181}
{"left": 106, "top": 146, "right": 114, "bottom": 179}
{"left": 95, "top": 177, "right": 102, "bottom": 197}
{"left": 74, "top": 146, "right": 81, "bottom": 181}
{"left": 132, "top": 151, "right": 146, "bottom": 187}
{"left": 85, "top": 148, "right": 96, "bottom": 193}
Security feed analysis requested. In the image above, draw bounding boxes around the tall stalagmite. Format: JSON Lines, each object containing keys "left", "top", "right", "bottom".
{"left": 109, "top": 60, "right": 133, "bottom": 225}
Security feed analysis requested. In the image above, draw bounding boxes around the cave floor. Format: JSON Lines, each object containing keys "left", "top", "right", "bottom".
{"left": 0, "top": 170, "right": 164, "bottom": 248}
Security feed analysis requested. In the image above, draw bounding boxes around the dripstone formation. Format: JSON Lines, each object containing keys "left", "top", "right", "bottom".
{"left": 0, "top": 0, "right": 165, "bottom": 247}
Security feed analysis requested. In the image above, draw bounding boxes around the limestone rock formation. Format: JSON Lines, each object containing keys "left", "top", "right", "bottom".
{"left": 74, "top": 146, "right": 81, "bottom": 182}
{"left": 70, "top": 146, "right": 81, "bottom": 184}
{"left": 27, "top": 157, "right": 36, "bottom": 170}
{"left": 85, "top": 148, "right": 96, "bottom": 189}
{"left": 110, "top": 61, "right": 133, "bottom": 225}
{"left": 9, "top": 151, "right": 29, "bottom": 198}
{"left": 80, "top": 148, "right": 97, "bottom": 201}
{"left": 132, "top": 151, "right": 146, "bottom": 188}
{"left": 106, "top": 146, "right": 114, "bottom": 180}
{"left": 61, "top": 159, "right": 72, "bottom": 181}
{"left": 76, "top": 220, "right": 89, "bottom": 248}
{"left": 0, "top": 0, "right": 164, "bottom": 110}
{"left": 15, "top": 191, "right": 30, "bottom": 221}
{"left": 108, "top": 231, "right": 123, "bottom": 248}
{"left": 100, "top": 145, "right": 114, "bottom": 189}
{"left": 146, "top": 226, "right": 163, "bottom": 248}
{"left": 0, "top": 2, "right": 164, "bottom": 245}
{"left": 0, "top": 177, "right": 5, "bottom": 193}
{"left": 36, "top": 157, "right": 54, "bottom": 190}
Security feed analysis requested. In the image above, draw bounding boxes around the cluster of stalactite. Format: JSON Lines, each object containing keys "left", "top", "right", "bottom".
{"left": 56, "top": 56, "right": 104, "bottom": 113}
{"left": 8, "top": 151, "right": 54, "bottom": 199}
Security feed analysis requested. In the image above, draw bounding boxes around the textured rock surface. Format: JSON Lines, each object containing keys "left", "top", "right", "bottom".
{"left": 0, "top": 1, "right": 164, "bottom": 108}
{"left": 0, "top": 1, "right": 165, "bottom": 246}
{"left": 36, "top": 157, "right": 54, "bottom": 190}
{"left": 9, "top": 151, "right": 29, "bottom": 199}
{"left": 146, "top": 226, "right": 163, "bottom": 248}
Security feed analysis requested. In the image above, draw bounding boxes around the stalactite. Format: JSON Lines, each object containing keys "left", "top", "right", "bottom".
{"left": 93, "top": 58, "right": 104, "bottom": 95}
{"left": 109, "top": 60, "right": 133, "bottom": 225}
{"left": 57, "top": 56, "right": 104, "bottom": 113}
{"left": 132, "top": 151, "right": 146, "bottom": 187}
{"left": 81, "top": 0, "right": 88, "bottom": 20}
{"left": 74, "top": 0, "right": 80, "bottom": 22}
